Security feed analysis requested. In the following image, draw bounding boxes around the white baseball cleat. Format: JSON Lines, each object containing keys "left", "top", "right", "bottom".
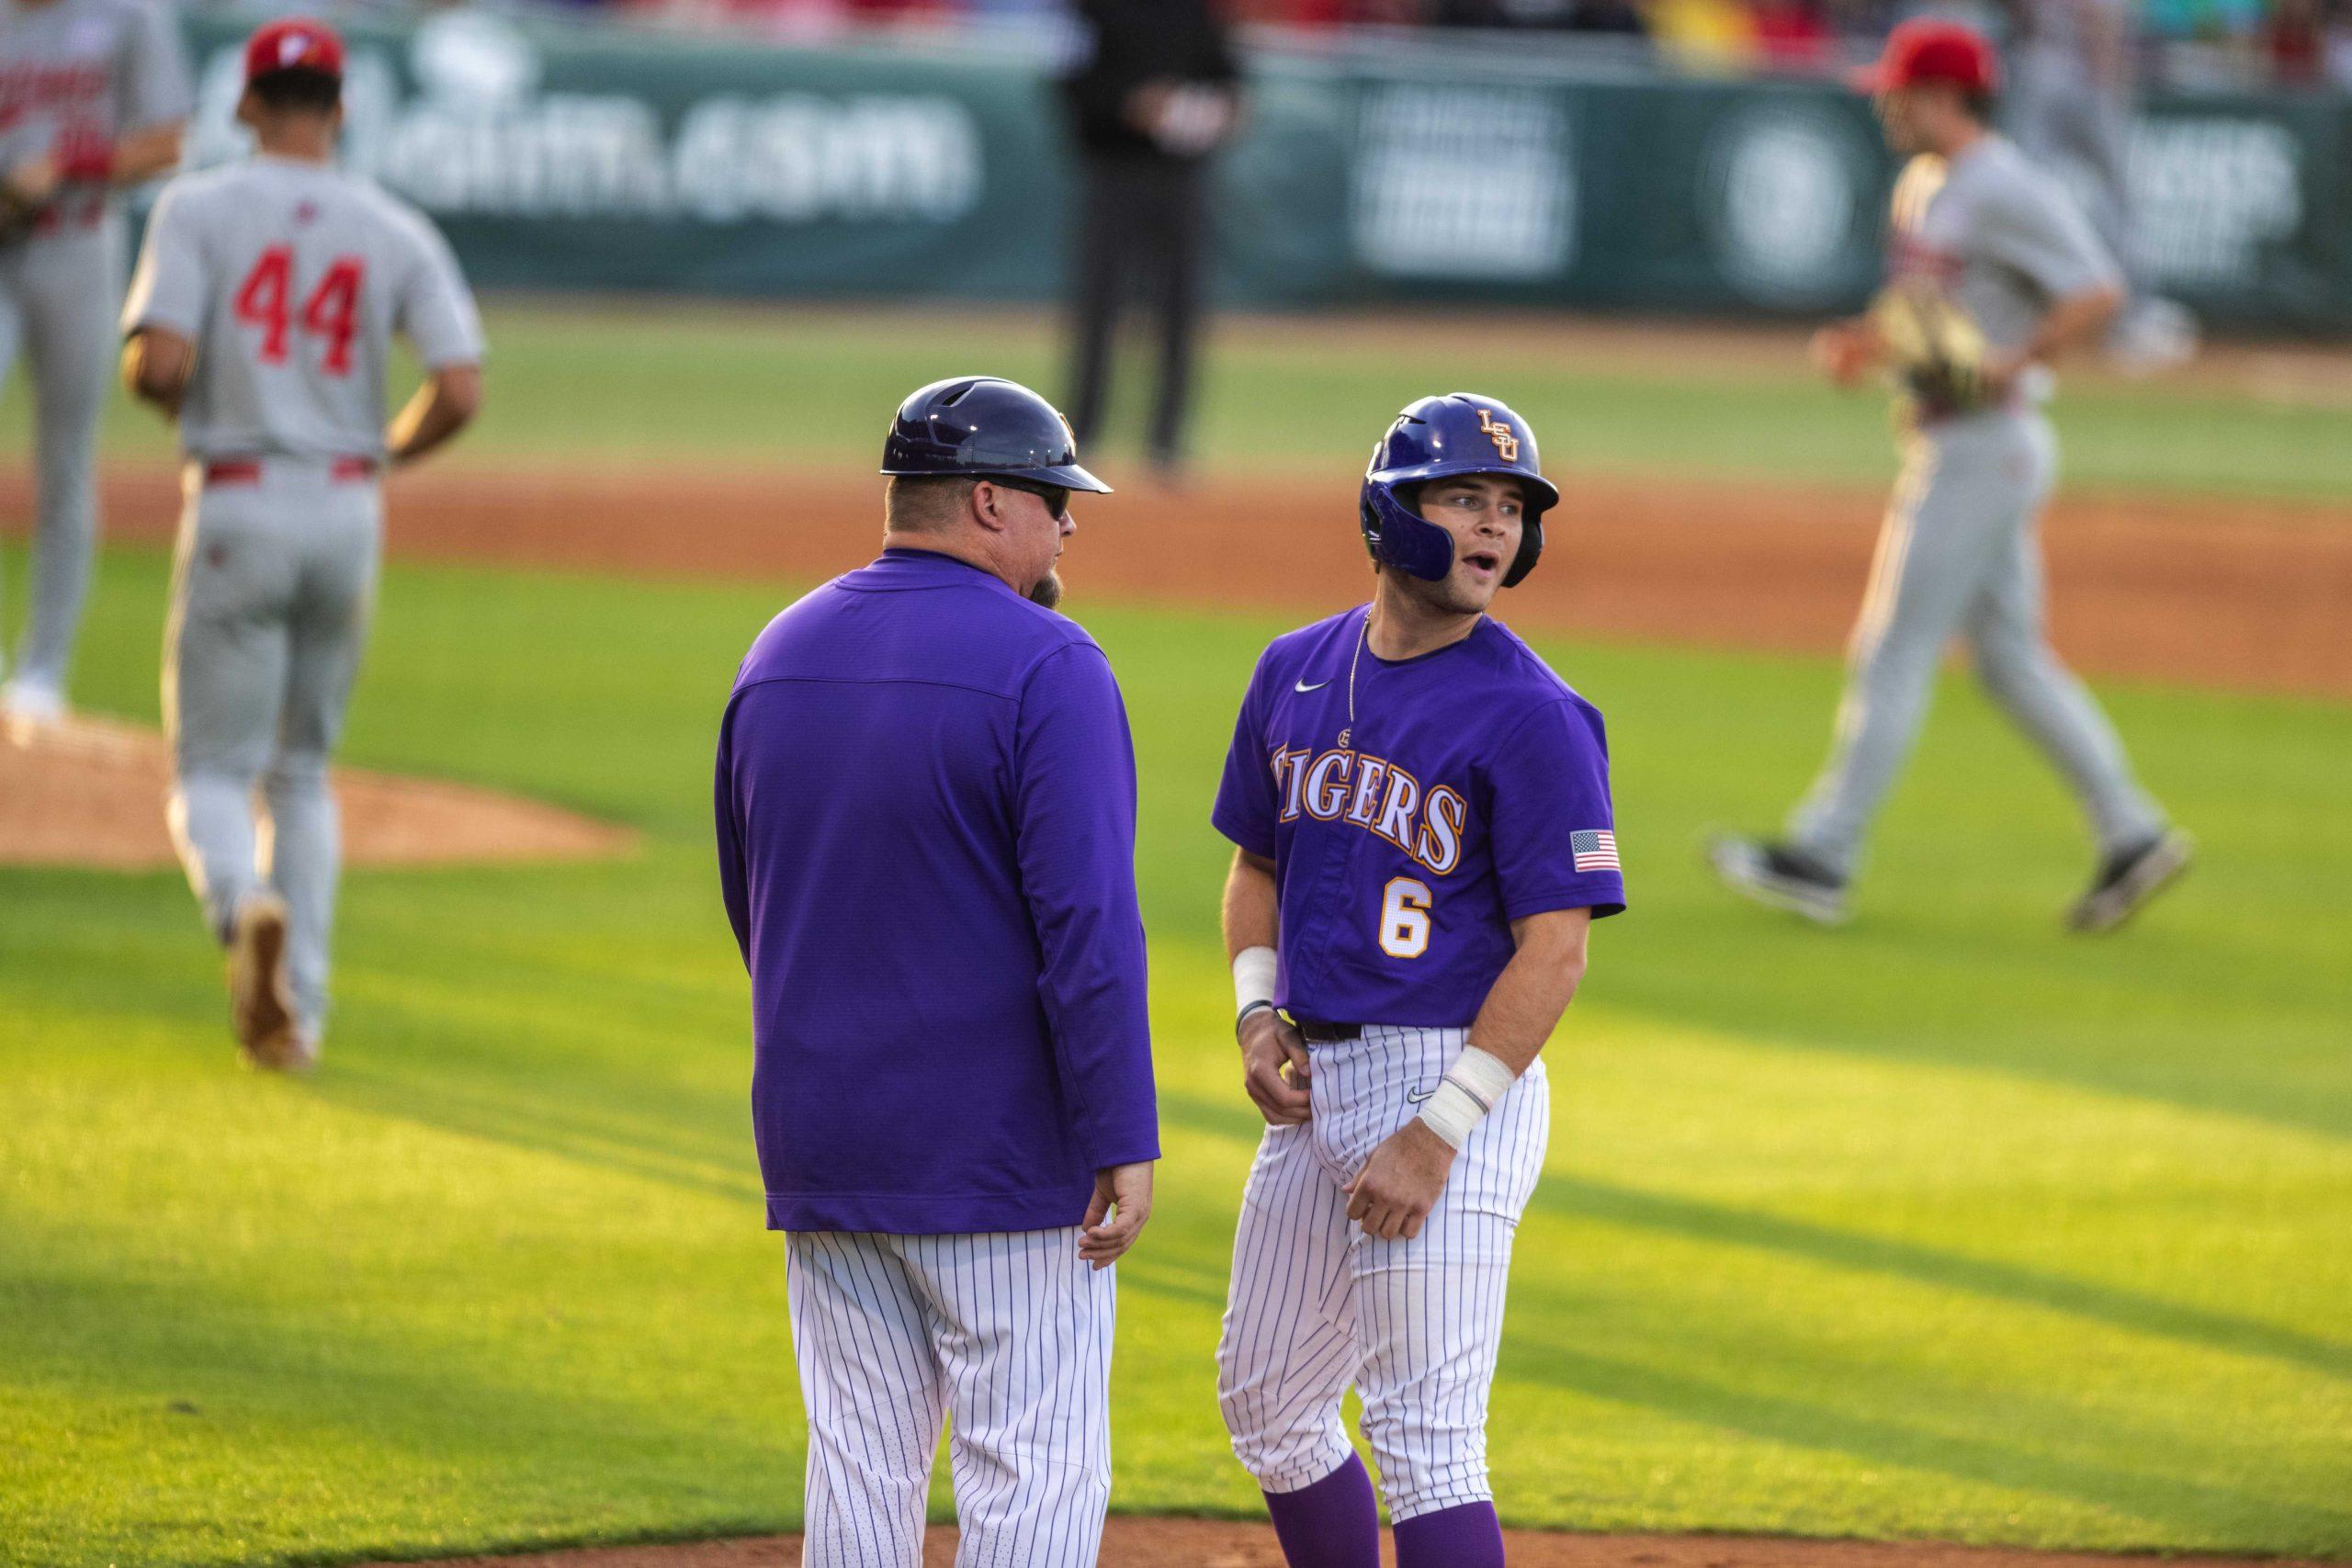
{"left": 228, "top": 895, "right": 308, "bottom": 1072}
{"left": 0, "top": 676, "right": 68, "bottom": 744}
{"left": 1706, "top": 833, "right": 1852, "bottom": 926}
{"left": 2067, "top": 829, "right": 2194, "bottom": 934}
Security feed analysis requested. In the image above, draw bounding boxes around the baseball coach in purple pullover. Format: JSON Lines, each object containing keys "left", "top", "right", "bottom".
{"left": 715, "top": 377, "right": 1159, "bottom": 1566}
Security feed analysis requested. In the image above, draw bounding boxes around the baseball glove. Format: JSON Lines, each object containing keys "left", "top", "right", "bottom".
{"left": 0, "top": 159, "right": 56, "bottom": 245}
{"left": 1868, "top": 278, "right": 1992, "bottom": 416}
{"left": 0, "top": 187, "right": 37, "bottom": 244}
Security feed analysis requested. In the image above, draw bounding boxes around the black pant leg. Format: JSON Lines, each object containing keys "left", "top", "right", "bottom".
{"left": 1066, "top": 160, "right": 1132, "bottom": 446}
{"left": 1145, "top": 163, "right": 1207, "bottom": 468}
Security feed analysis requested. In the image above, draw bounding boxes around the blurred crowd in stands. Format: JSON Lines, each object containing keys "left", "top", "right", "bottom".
{"left": 585, "top": 0, "right": 2352, "bottom": 90}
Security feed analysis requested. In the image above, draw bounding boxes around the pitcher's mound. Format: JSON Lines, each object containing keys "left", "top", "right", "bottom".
{"left": 1, "top": 716, "right": 634, "bottom": 870}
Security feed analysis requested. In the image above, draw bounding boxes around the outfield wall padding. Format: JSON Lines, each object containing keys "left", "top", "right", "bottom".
{"left": 174, "top": 14, "right": 2352, "bottom": 330}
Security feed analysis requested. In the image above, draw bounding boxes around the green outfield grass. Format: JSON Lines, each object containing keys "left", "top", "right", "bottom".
{"left": 7, "top": 300, "right": 2352, "bottom": 503}
{"left": 2, "top": 539, "right": 2347, "bottom": 1567}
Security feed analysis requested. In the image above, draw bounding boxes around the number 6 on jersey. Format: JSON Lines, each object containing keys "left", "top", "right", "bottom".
{"left": 1379, "top": 876, "right": 1432, "bottom": 958}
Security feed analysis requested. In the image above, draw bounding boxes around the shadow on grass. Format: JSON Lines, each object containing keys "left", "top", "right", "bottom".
{"left": 1159, "top": 1088, "right": 2352, "bottom": 1549}
{"left": 1510, "top": 1338, "right": 2352, "bottom": 1552}
{"left": 323, "top": 1058, "right": 760, "bottom": 1209}
{"left": 0, "top": 1252, "right": 794, "bottom": 1568}
{"left": 327, "top": 1050, "right": 2351, "bottom": 1395}
{"left": 314, "top": 1051, "right": 2352, "bottom": 1551}
{"left": 1606, "top": 906, "right": 2352, "bottom": 1145}
{"left": 1162, "top": 1087, "right": 2348, "bottom": 1373}
{"left": 1533, "top": 1176, "right": 2352, "bottom": 1384}
{"left": 1107, "top": 1250, "right": 1237, "bottom": 1316}
{"left": 324, "top": 1058, "right": 1250, "bottom": 1326}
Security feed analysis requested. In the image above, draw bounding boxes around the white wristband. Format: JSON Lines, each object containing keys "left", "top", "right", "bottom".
{"left": 1415, "top": 1045, "right": 1515, "bottom": 1152}
{"left": 1232, "top": 945, "right": 1278, "bottom": 1022}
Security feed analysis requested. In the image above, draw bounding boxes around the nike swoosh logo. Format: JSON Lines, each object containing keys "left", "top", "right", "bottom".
{"left": 1295, "top": 678, "right": 1331, "bottom": 693}
{"left": 1405, "top": 1086, "right": 1436, "bottom": 1104}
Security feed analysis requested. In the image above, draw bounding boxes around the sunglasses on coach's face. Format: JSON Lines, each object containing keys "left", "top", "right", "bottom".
{"left": 986, "top": 476, "right": 1071, "bottom": 521}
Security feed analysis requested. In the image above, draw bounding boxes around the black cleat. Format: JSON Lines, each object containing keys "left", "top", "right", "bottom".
{"left": 2068, "top": 829, "right": 2193, "bottom": 934}
{"left": 1705, "top": 834, "right": 1850, "bottom": 926}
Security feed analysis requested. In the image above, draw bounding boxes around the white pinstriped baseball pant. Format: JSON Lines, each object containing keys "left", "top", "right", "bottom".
{"left": 1216, "top": 1025, "right": 1550, "bottom": 1522}
{"left": 786, "top": 1227, "right": 1114, "bottom": 1567}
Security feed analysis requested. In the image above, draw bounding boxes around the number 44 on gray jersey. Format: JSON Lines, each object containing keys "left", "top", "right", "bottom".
{"left": 121, "top": 154, "right": 484, "bottom": 459}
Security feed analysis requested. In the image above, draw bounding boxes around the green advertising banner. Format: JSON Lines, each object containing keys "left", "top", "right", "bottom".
{"left": 1321, "top": 62, "right": 2351, "bottom": 327}
{"left": 176, "top": 14, "right": 2352, "bottom": 330}
{"left": 181, "top": 12, "right": 1072, "bottom": 298}
{"left": 1329, "top": 70, "right": 1894, "bottom": 311}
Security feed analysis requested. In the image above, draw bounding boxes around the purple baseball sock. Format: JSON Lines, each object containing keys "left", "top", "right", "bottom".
{"left": 1262, "top": 1453, "right": 1381, "bottom": 1568}
{"left": 1395, "top": 1499, "right": 1506, "bottom": 1568}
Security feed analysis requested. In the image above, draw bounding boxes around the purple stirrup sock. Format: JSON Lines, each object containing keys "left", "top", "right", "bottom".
{"left": 1395, "top": 1499, "right": 1506, "bottom": 1568}
{"left": 1262, "top": 1453, "right": 1381, "bottom": 1568}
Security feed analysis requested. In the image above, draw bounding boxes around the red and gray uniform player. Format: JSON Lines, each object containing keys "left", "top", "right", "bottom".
{"left": 1709, "top": 19, "right": 2189, "bottom": 935}
{"left": 1211, "top": 394, "right": 1624, "bottom": 1568}
{"left": 119, "top": 18, "right": 484, "bottom": 1071}
{"left": 0, "top": 0, "right": 189, "bottom": 728}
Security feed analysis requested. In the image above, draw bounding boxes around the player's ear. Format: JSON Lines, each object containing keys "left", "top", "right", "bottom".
{"left": 967, "top": 479, "right": 1007, "bottom": 535}
{"left": 234, "top": 90, "right": 260, "bottom": 131}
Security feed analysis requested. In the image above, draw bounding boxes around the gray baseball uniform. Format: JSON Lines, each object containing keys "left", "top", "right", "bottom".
{"left": 0, "top": 0, "right": 190, "bottom": 698}
{"left": 122, "top": 153, "right": 482, "bottom": 1040}
{"left": 1786, "top": 134, "right": 2165, "bottom": 878}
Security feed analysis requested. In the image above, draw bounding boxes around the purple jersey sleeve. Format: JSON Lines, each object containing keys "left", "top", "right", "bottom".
{"left": 1486, "top": 697, "right": 1627, "bottom": 921}
{"left": 1014, "top": 642, "right": 1159, "bottom": 1169}
{"left": 1210, "top": 652, "right": 1278, "bottom": 859}
{"left": 713, "top": 714, "right": 751, "bottom": 965}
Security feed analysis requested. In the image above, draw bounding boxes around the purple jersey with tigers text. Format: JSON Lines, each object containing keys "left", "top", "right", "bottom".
{"left": 1212, "top": 607, "right": 1624, "bottom": 1028}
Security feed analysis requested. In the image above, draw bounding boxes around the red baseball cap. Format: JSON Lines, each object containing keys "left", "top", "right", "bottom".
{"left": 243, "top": 17, "right": 346, "bottom": 84}
{"left": 1850, "top": 17, "right": 1999, "bottom": 96}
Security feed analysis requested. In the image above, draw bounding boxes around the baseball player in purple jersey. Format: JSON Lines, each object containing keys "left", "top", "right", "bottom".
{"left": 121, "top": 19, "right": 484, "bottom": 1070}
{"left": 715, "top": 377, "right": 1158, "bottom": 1566}
{"left": 0, "top": 0, "right": 189, "bottom": 732}
{"left": 1211, "top": 394, "right": 1625, "bottom": 1568}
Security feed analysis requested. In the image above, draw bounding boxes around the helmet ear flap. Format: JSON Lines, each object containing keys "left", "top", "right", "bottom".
{"left": 1502, "top": 516, "right": 1544, "bottom": 588}
{"left": 1358, "top": 479, "right": 1456, "bottom": 583}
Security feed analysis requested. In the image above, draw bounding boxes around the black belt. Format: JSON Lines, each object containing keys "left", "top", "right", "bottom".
{"left": 1292, "top": 1017, "right": 1362, "bottom": 1043}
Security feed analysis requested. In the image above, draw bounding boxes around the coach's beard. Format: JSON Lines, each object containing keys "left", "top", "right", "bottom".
{"left": 1028, "top": 570, "right": 1064, "bottom": 610}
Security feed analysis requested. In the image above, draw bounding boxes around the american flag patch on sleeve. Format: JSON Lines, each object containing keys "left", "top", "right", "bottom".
{"left": 1571, "top": 829, "right": 1621, "bottom": 872}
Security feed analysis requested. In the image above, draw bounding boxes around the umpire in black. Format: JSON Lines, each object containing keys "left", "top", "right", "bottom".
{"left": 1059, "top": 0, "right": 1242, "bottom": 481}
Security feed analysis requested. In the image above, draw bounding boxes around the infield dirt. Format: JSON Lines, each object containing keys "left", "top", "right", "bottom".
{"left": 358, "top": 1519, "right": 2343, "bottom": 1568}
{"left": 0, "top": 715, "right": 632, "bottom": 870}
{"left": 13, "top": 460, "right": 2336, "bottom": 868}
{"left": 14, "top": 460, "right": 2344, "bottom": 700}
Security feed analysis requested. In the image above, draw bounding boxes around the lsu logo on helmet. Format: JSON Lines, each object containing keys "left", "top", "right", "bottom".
{"left": 1478, "top": 409, "right": 1520, "bottom": 462}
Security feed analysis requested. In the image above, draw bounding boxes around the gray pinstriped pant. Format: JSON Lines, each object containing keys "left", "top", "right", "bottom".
{"left": 786, "top": 1227, "right": 1114, "bottom": 1567}
{"left": 1788, "top": 409, "right": 2164, "bottom": 879}
{"left": 1216, "top": 1025, "right": 1550, "bottom": 1524}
